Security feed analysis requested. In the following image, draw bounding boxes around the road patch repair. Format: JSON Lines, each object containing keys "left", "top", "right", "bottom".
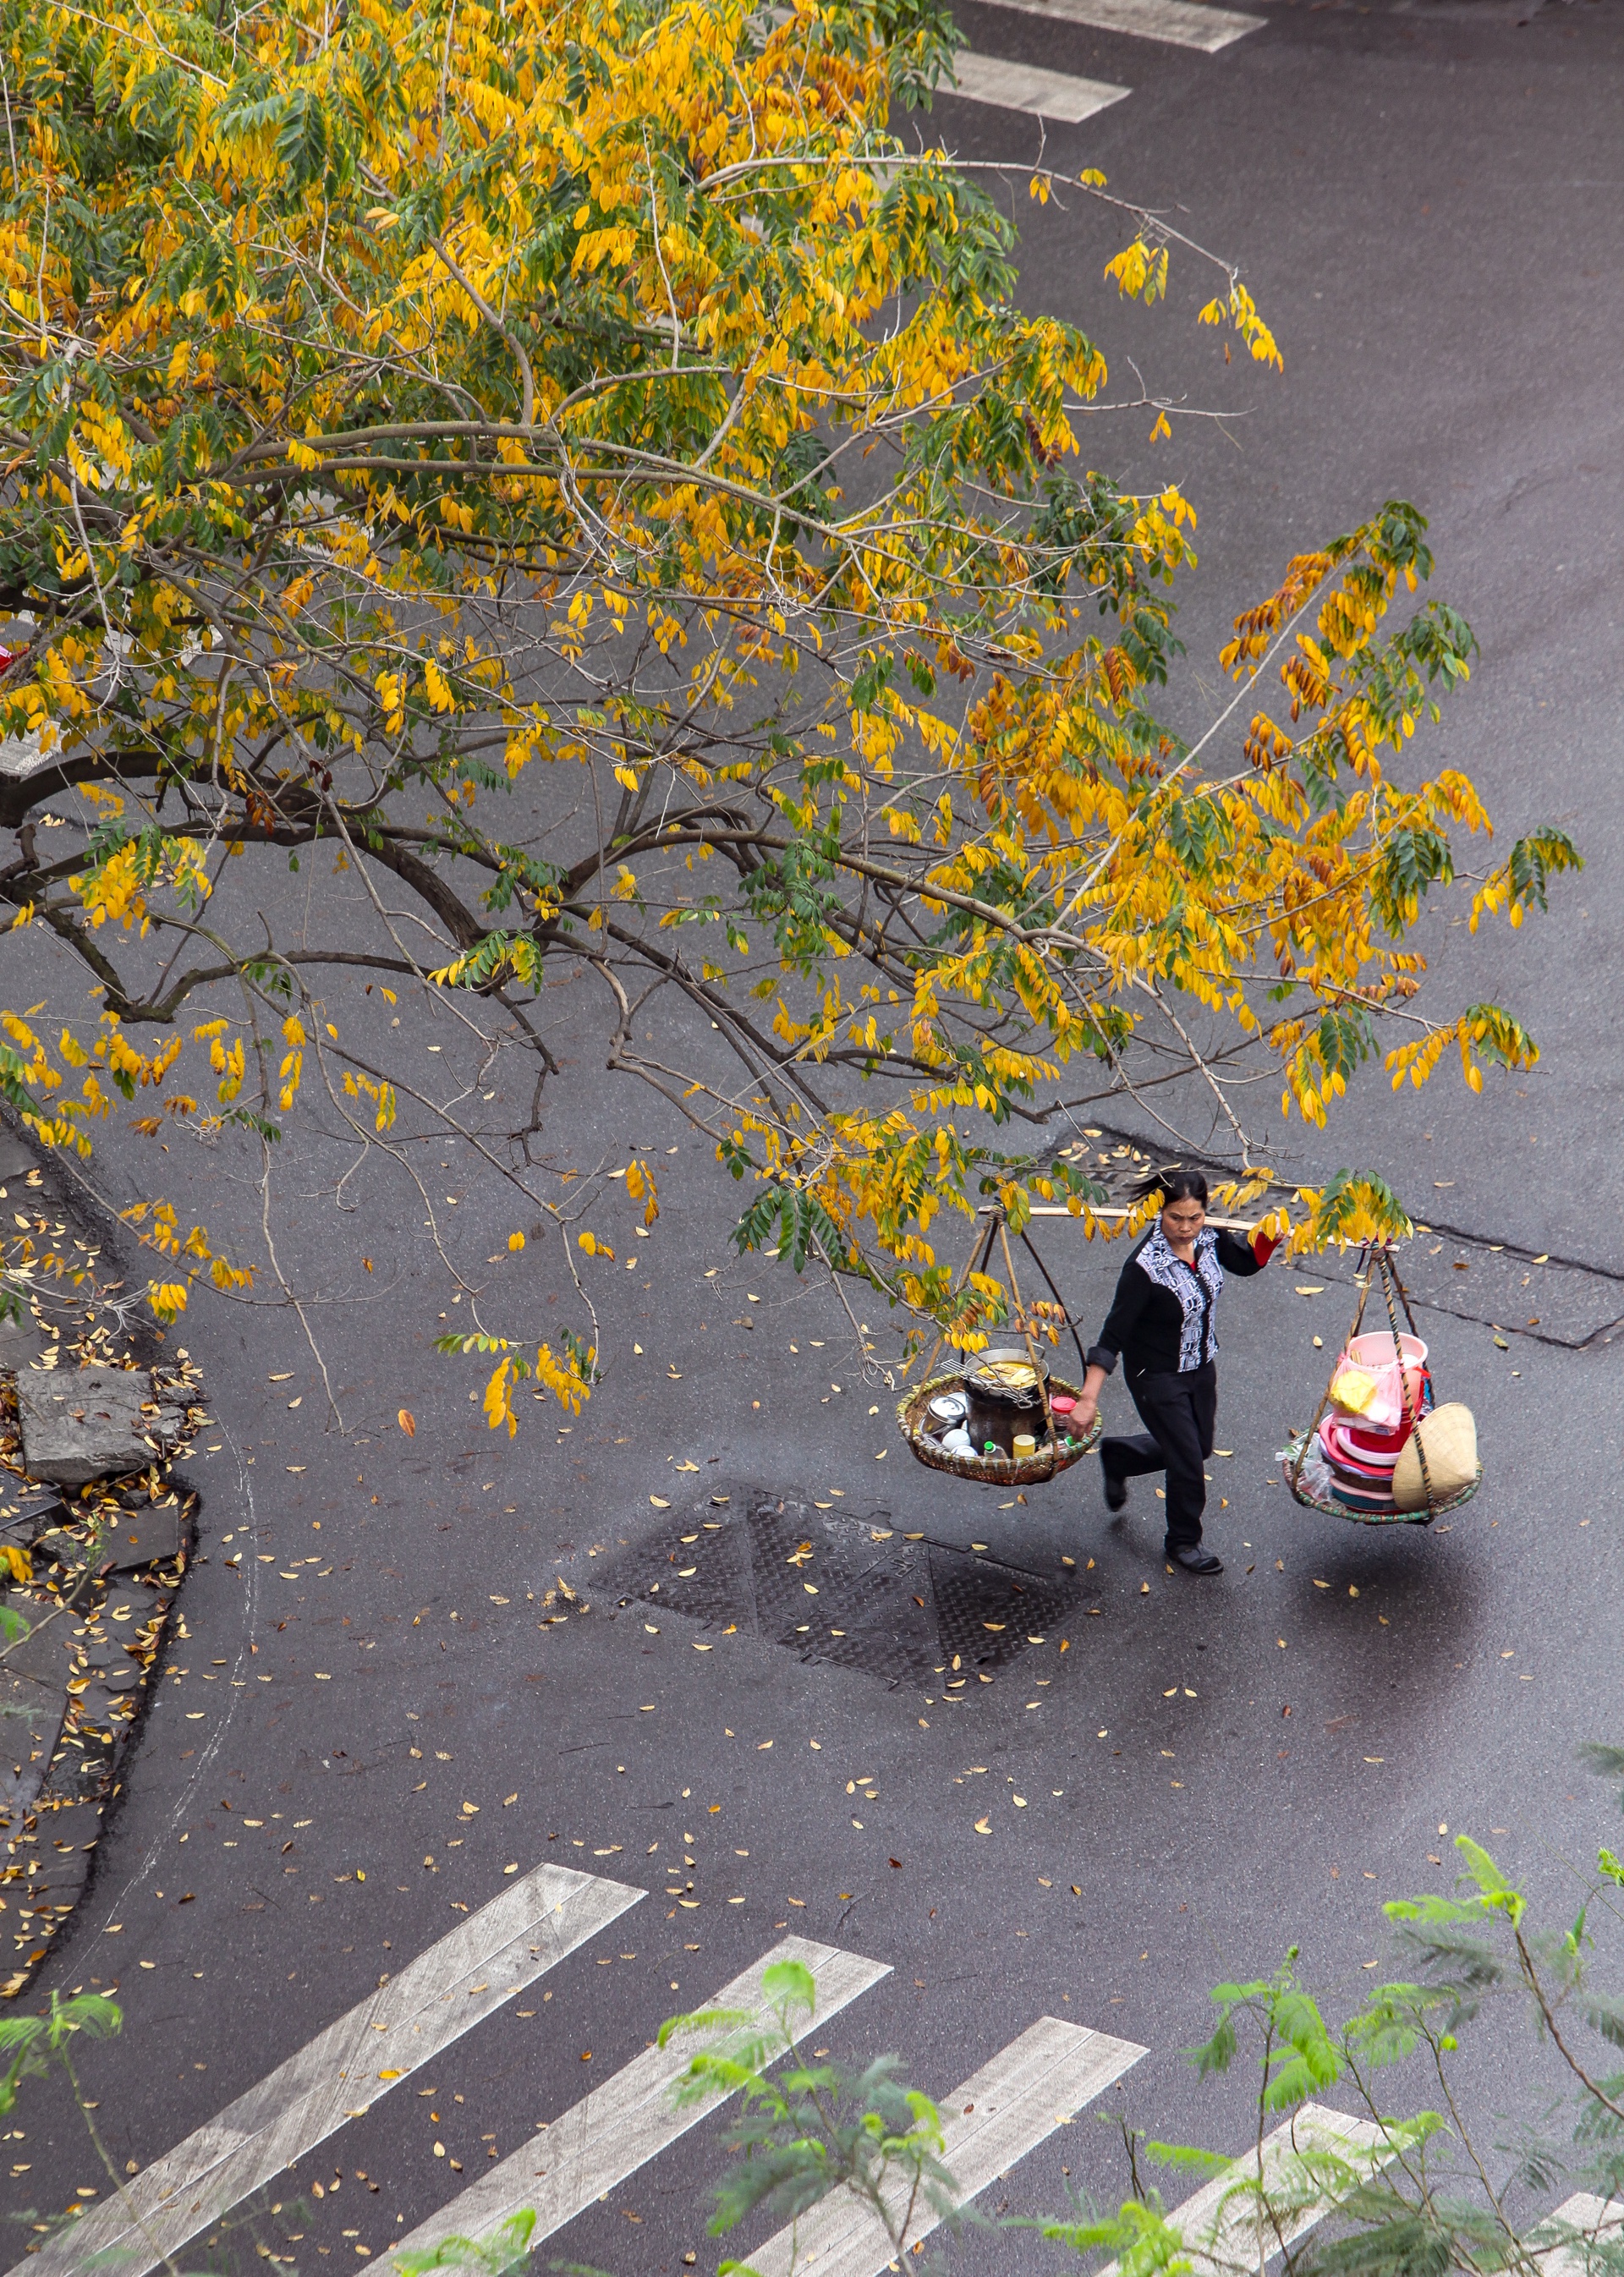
{"left": 0, "top": 1127, "right": 206, "bottom": 1998}
{"left": 1052, "top": 1128, "right": 1624, "bottom": 1350}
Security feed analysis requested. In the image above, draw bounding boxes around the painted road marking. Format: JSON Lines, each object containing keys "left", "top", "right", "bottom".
{"left": 14, "top": 1863, "right": 641, "bottom": 2277}
{"left": 951, "top": 51, "right": 1130, "bottom": 120}
{"left": 392, "top": 1934, "right": 889, "bottom": 2263}
{"left": 972, "top": 0, "right": 1261, "bottom": 53}
{"left": 1533, "top": 2192, "right": 1624, "bottom": 2277}
{"left": 747, "top": 2016, "right": 1145, "bottom": 2277}
{"left": 1097, "top": 2104, "right": 1394, "bottom": 2277}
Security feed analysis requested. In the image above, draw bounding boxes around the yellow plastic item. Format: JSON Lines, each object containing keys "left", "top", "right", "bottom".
{"left": 1329, "top": 1363, "right": 1380, "bottom": 1415}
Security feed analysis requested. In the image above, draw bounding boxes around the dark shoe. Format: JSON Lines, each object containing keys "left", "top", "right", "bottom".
{"left": 1101, "top": 1457, "right": 1127, "bottom": 1513}
{"left": 1166, "top": 1542, "right": 1223, "bottom": 1575}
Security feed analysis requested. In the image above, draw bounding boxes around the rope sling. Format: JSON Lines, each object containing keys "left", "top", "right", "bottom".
{"left": 1286, "top": 1243, "right": 1482, "bottom": 1526}
{"left": 897, "top": 1211, "right": 1102, "bottom": 1486}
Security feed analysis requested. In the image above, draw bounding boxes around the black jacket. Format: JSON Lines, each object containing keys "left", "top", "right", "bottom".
{"left": 1086, "top": 1225, "right": 1265, "bottom": 1382}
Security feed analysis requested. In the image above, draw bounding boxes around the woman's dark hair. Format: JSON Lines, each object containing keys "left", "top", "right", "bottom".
{"left": 1127, "top": 1164, "right": 1208, "bottom": 1209}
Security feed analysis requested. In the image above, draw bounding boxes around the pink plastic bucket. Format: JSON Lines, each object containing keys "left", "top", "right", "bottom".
{"left": 1343, "top": 1331, "right": 1429, "bottom": 1431}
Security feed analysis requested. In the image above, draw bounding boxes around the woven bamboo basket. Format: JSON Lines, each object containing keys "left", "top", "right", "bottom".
{"left": 897, "top": 1371, "right": 1101, "bottom": 1485}
{"left": 1281, "top": 1427, "right": 1482, "bottom": 1527}
{"left": 1286, "top": 1245, "right": 1484, "bottom": 1527}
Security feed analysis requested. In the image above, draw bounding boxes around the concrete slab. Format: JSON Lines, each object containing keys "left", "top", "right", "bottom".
{"left": 16, "top": 1366, "right": 158, "bottom": 1488}
{"left": 0, "top": 1626, "right": 66, "bottom": 1811}
{"left": 0, "top": 1129, "right": 40, "bottom": 1183}
{"left": 91, "top": 1500, "right": 189, "bottom": 1575}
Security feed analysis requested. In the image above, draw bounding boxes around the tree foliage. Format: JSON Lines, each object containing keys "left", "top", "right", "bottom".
{"left": 0, "top": 0, "right": 1577, "bottom": 1413}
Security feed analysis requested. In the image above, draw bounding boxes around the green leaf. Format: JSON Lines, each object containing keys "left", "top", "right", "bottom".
{"left": 656, "top": 2003, "right": 754, "bottom": 2051}
{"left": 1144, "top": 2142, "right": 1231, "bottom": 2175}
{"left": 1452, "top": 1835, "right": 1525, "bottom": 1926}
{"left": 1185, "top": 2016, "right": 1238, "bottom": 2078}
{"left": 760, "top": 1959, "right": 817, "bottom": 2016}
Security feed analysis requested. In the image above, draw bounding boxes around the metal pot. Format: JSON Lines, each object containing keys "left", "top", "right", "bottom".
{"left": 963, "top": 1347, "right": 1049, "bottom": 1458}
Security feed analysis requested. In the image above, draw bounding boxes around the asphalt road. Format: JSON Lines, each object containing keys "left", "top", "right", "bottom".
{"left": 8, "top": 3, "right": 1624, "bottom": 2272}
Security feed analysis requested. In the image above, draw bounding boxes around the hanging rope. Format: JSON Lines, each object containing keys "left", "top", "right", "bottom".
{"left": 1289, "top": 1249, "right": 1372, "bottom": 1503}
{"left": 896, "top": 1208, "right": 1100, "bottom": 1484}
{"left": 996, "top": 1217, "right": 1059, "bottom": 1456}
{"left": 1287, "top": 1243, "right": 1473, "bottom": 1524}
{"left": 1018, "top": 1226, "right": 1090, "bottom": 1378}
{"left": 1374, "top": 1244, "right": 1435, "bottom": 1513}
{"left": 904, "top": 1213, "right": 1000, "bottom": 1388}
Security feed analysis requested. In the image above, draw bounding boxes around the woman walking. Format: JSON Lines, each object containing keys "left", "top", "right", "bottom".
{"left": 1070, "top": 1168, "right": 1278, "bottom": 1574}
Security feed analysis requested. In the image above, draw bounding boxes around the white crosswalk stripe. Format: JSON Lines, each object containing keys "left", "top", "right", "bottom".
{"left": 1096, "top": 2104, "right": 1395, "bottom": 2277}
{"left": 951, "top": 52, "right": 1130, "bottom": 120}
{"left": 12, "top": 1848, "right": 1451, "bottom": 2277}
{"left": 1533, "top": 2192, "right": 1624, "bottom": 2277}
{"left": 11, "top": 1863, "right": 641, "bottom": 2277}
{"left": 747, "top": 2016, "right": 1146, "bottom": 2276}
{"left": 971, "top": 0, "right": 1262, "bottom": 55}
{"left": 391, "top": 1934, "right": 890, "bottom": 2264}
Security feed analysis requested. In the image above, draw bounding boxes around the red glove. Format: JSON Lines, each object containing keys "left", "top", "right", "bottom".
{"left": 1252, "top": 1227, "right": 1280, "bottom": 1266}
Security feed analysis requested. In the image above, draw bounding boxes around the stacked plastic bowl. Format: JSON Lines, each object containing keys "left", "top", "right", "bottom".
{"left": 1315, "top": 1331, "right": 1430, "bottom": 1515}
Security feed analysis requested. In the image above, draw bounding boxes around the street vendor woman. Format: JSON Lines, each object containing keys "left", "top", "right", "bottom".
{"left": 1070, "top": 1168, "right": 1279, "bottom": 1575}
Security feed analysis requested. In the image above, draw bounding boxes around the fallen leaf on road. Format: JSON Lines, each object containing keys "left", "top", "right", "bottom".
{"left": 974, "top": 1817, "right": 991, "bottom": 1834}
{"left": 398, "top": 1410, "right": 415, "bottom": 1436}
{"left": 650, "top": 1495, "right": 670, "bottom": 1508}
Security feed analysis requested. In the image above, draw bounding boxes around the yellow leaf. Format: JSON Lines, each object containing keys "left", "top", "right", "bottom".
{"left": 483, "top": 1358, "right": 518, "bottom": 1438}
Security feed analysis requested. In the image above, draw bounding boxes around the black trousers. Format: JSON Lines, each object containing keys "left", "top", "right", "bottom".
{"left": 1100, "top": 1362, "right": 1217, "bottom": 1548}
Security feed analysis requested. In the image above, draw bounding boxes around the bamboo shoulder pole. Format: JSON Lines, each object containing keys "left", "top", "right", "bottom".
{"left": 979, "top": 1203, "right": 1259, "bottom": 1232}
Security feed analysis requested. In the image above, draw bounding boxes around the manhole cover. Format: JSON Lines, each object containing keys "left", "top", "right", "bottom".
{"left": 606, "top": 1480, "right": 1081, "bottom": 1690}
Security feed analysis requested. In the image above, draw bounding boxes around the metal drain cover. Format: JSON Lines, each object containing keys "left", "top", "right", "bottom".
{"left": 606, "top": 1479, "right": 1082, "bottom": 1689}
